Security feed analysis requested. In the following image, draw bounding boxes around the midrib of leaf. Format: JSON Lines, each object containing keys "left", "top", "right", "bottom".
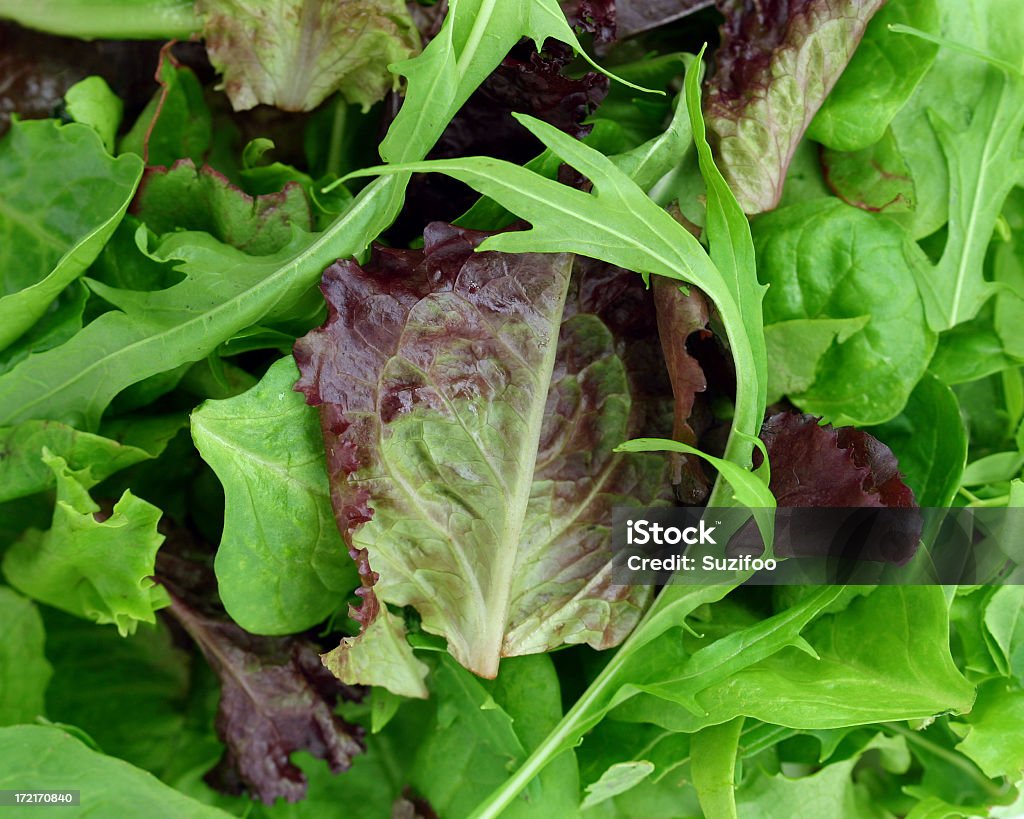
{"left": 455, "top": 0, "right": 498, "bottom": 76}
{"left": 942, "top": 75, "right": 1022, "bottom": 325}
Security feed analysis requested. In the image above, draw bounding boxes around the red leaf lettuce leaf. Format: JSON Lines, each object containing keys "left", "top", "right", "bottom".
{"left": 295, "top": 223, "right": 672, "bottom": 677}
{"left": 157, "top": 547, "right": 363, "bottom": 805}
{"left": 704, "top": 0, "right": 884, "bottom": 213}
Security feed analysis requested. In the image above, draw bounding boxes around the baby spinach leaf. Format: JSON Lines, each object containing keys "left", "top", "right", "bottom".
{"left": 0, "top": 725, "right": 232, "bottom": 819}
{"left": 703, "top": 0, "right": 885, "bottom": 213}
{"left": 295, "top": 224, "right": 668, "bottom": 677}
{"left": 753, "top": 199, "right": 934, "bottom": 425}
{"left": 809, "top": 0, "right": 940, "bottom": 152}
{"left": 820, "top": 128, "right": 917, "bottom": 216}
{"left": 2, "top": 450, "right": 168, "bottom": 635}
{"left": 0, "top": 119, "right": 142, "bottom": 351}
{"left": 191, "top": 356, "right": 357, "bottom": 635}
{"left": 764, "top": 317, "right": 870, "bottom": 404}
{"left": 0, "top": 585, "right": 51, "bottom": 726}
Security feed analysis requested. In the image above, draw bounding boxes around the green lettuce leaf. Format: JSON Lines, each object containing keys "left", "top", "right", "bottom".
{"left": 0, "top": 119, "right": 142, "bottom": 351}
{"left": 191, "top": 356, "right": 357, "bottom": 634}
{"left": 0, "top": 724, "right": 232, "bottom": 818}
{"left": 2, "top": 450, "right": 168, "bottom": 635}
{"left": 0, "top": 585, "right": 51, "bottom": 726}
{"left": 197, "top": 0, "right": 420, "bottom": 112}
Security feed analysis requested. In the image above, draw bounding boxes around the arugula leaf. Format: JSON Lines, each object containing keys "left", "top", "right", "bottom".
{"left": 753, "top": 199, "right": 935, "bottom": 425}
{"left": 955, "top": 680, "right": 1024, "bottom": 780}
{"left": 691, "top": 718, "right": 743, "bottom": 819}
{"left": 197, "top": 0, "right": 419, "bottom": 112}
{"left": 0, "top": 585, "right": 51, "bottom": 726}
{"left": 615, "top": 587, "right": 974, "bottom": 731}
{"left": 0, "top": 119, "right": 141, "bottom": 351}
{"left": 191, "top": 356, "right": 357, "bottom": 635}
{"left": 2, "top": 450, "right": 168, "bottom": 635}
{"left": 0, "top": 725, "right": 232, "bottom": 818}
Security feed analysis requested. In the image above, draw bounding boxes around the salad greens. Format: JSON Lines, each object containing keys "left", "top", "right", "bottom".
{"left": 2, "top": 0, "right": 1024, "bottom": 816}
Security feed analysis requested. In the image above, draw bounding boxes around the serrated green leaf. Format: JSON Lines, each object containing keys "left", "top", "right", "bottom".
{"left": 2, "top": 450, "right": 168, "bottom": 635}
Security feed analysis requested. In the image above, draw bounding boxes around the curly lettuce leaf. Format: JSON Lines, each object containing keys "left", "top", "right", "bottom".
{"left": 196, "top": 0, "right": 419, "bottom": 112}
{"left": 296, "top": 224, "right": 671, "bottom": 677}
{"left": 704, "top": 0, "right": 884, "bottom": 213}
{"left": 2, "top": 450, "right": 168, "bottom": 635}
{"left": 0, "top": 119, "right": 141, "bottom": 351}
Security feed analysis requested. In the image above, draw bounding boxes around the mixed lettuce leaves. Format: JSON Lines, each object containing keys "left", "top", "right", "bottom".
{"left": 2, "top": 0, "right": 1024, "bottom": 817}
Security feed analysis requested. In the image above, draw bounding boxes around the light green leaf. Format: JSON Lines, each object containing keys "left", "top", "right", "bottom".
{"left": 0, "top": 119, "right": 141, "bottom": 351}
{"left": 191, "top": 357, "right": 356, "bottom": 634}
{"left": 867, "top": 372, "right": 967, "bottom": 506}
{"left": 65, "top": 76, "right": 123, "bottom": 153}
{"left": 0, "top": 586, "right": 51, "bottom": 726}
{"left": 580, "top": 761, "right": 655, "bottom": 810}
{"left": 322, "top": 608, "right": 429, "bottom": 699}
{"left": 2, "top": 450, "right": 168, "bottom": 635}
{"left": 961, "top": 452, "right": 1024, "bottom": 486}
{"left": 120, "top": 63, "right": 211, "bottom": 167}
{"left": 197, "top": 0, "right": 419, "bottom": 112}
{"left": 735, "top": 757, "right": 879, "bottom": 819}
{"left": 764, "top": 316, "right": 871, "bottom": 404}
{"left": 820, "top": 127, "right": 917, "bottom": 217}
{"left": 615, "top": 587, "right": 975, "bottom": 732}
{"left": 0, "top": 725, "right": 231, "bottom": 818}
{"left": 809, "top": 0, "right": 940, "bottom": 151}
{"left": 753, "top": 198, "right": 935, "bottom": 425}
{"left": 984, "top": 585, "right": 1024, "bottom": 679}
{"left": 956, "top": 680, "right": 1024, "bottom": 779}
